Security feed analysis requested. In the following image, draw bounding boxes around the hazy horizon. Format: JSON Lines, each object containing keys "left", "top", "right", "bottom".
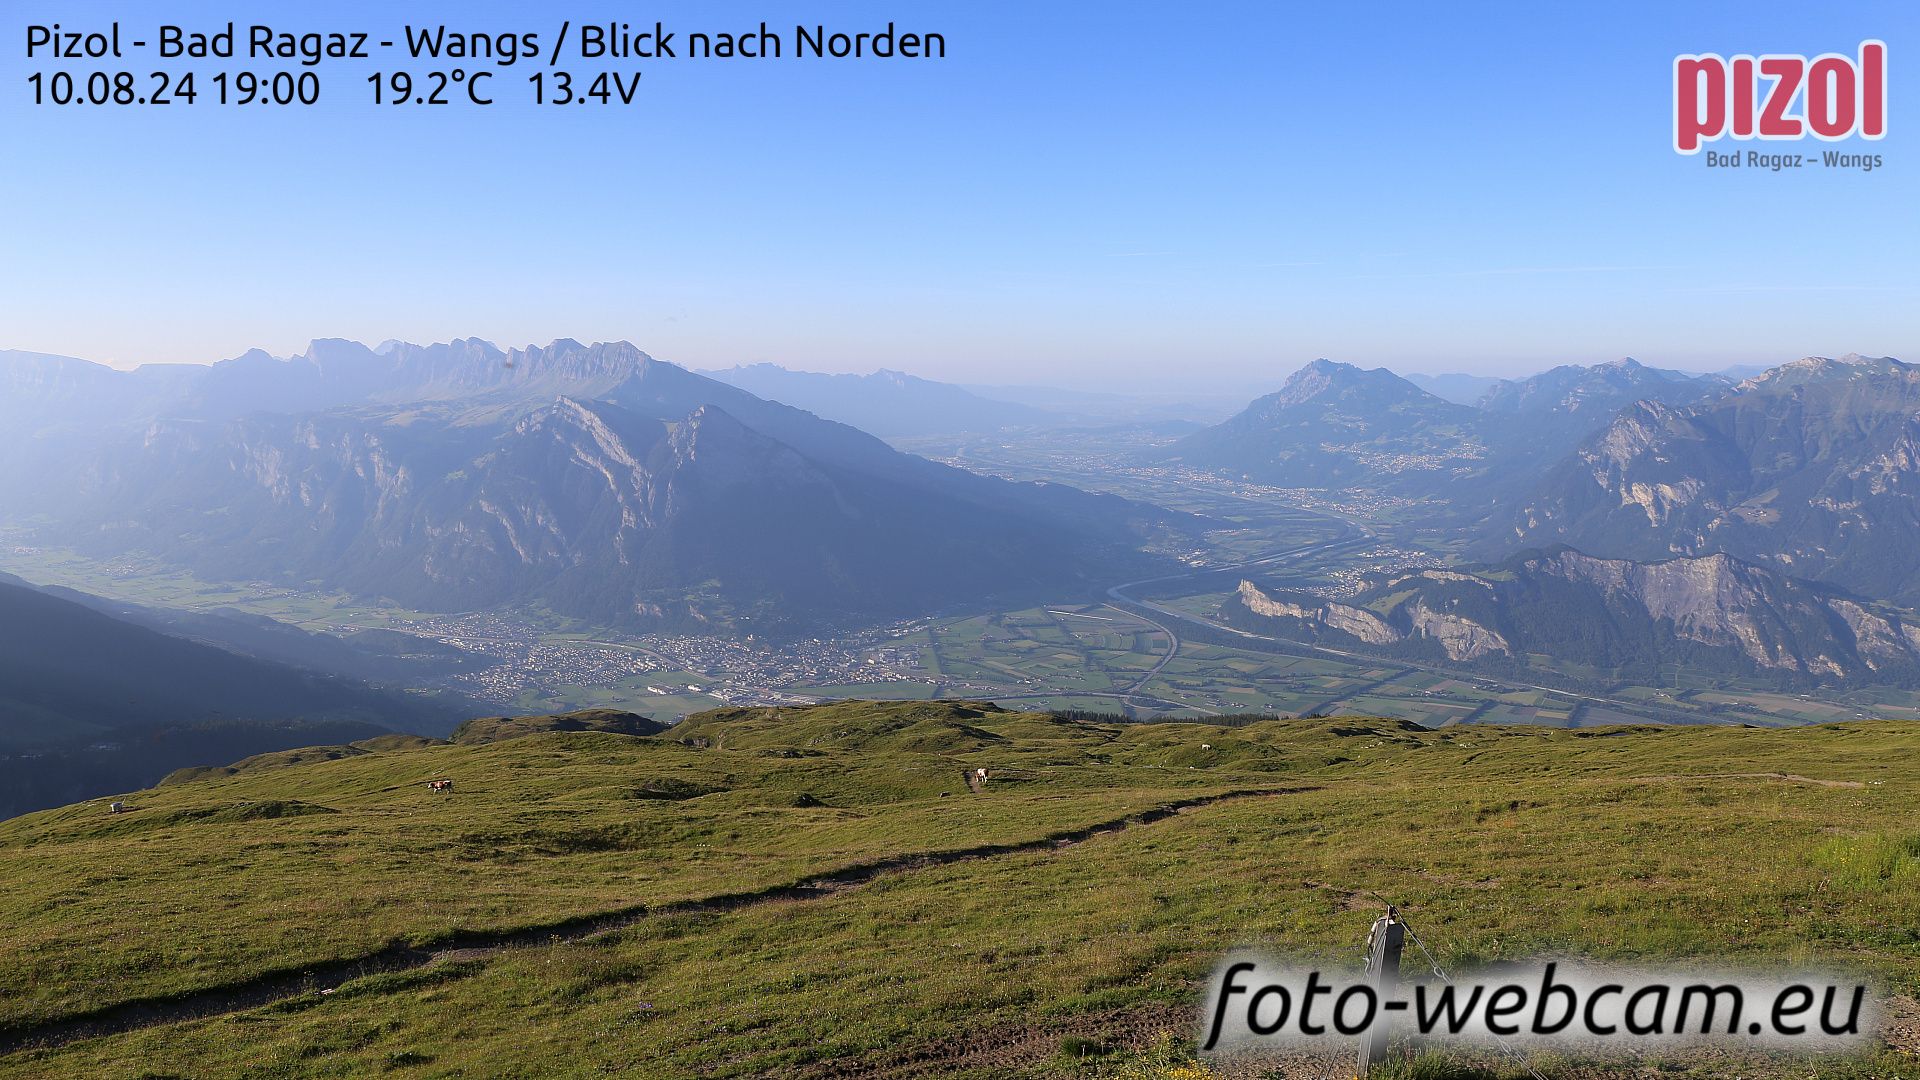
{"left": 0, "top": 335, "right": 1856, "bottom": 395}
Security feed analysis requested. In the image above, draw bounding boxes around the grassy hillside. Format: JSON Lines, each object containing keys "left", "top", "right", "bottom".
{"left": 448, "top": 708, "right": 669, "bottom": 745}
{"left": 1, "top": 701, "right": 1916, "bottom": 1078}
{"left": 0, "top": 578, "right": 468, "bottom": 818}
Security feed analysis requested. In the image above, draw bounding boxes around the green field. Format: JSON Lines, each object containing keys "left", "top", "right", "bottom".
{"left": 2, "top": 702, "right": 1917, "bottom": 1078}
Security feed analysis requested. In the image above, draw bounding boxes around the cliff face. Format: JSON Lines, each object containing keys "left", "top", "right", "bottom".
{"left": 1235, "top": 580, "right": 1404, "bottom": 647}
{"left": 1528, "top": 550, "right": 1855, "bottom": 677}
{"left": 1225, "top": 547, "right": 1920, "bottom": 683}
{"left": 1504, "top": 356, "right": 1920, "bottom": 605}
{"left": 1230, "top": 580, "right": 1507, "bottom": 661}
{"left": 1405, "top": 599, "right": 1512, "bottom": 661}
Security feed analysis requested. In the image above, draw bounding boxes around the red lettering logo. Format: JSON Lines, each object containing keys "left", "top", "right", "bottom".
{"left": 1674, "top": 41, "right": 1886, "bottom": 154}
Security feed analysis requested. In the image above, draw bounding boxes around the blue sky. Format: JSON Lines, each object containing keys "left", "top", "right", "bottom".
{"left": 2, "top": 0, "right": 1914, "bottom": 386}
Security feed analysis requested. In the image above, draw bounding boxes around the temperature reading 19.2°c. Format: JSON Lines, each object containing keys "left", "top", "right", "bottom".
{"left": 366, "top": 69, "right": 493, "bottom": 105}
{"left": 363, "top": 70, "right": 643, "bottom": 105}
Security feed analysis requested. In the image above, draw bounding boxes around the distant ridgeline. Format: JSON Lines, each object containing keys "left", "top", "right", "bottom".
{"left": 1156, "top": 357, "right": 1727, "bottom": 504}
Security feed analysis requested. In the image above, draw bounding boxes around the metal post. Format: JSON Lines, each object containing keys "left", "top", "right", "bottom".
{"left": 1357, "top": 906, "right": 1404, "bottom": 1078}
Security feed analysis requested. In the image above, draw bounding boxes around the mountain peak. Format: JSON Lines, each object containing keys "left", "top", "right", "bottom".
{"left": 1296, "top": 357, "right": 1354, "bottom": 376}
{"left": 1161, "top": 359, "right": 1477, "bottom": 488}
{"left": 1270, "top": 359, "right": 1394, "bottom": 406}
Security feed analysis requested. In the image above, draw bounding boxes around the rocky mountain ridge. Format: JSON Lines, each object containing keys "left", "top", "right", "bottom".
{"left": 1503, "top": 354, "right": 1920, "bottom": 604}
{"left": 1226, "top": 546, "right": 1920, "bottom": 683}
{"left": 8, "top": 343, "right": 1179, "bottom": 632}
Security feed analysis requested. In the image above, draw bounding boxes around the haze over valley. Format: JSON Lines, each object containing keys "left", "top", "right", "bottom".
{"left": 6, "top": 340, "right": 1920, "bottom": 815}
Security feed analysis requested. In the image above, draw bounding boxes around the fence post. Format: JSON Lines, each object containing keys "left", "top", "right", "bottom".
{"left": 1357, "top": 906, "right": 1404, "bottom": 1078}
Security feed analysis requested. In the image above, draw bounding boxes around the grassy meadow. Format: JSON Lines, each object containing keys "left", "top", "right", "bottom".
{"left": 1, "top": 701, "right": 1917, "bottom": 1078}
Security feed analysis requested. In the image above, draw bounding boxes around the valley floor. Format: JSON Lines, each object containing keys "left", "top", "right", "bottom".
{"left": 15, "top": 510, "right": 1920, "bottom": 735}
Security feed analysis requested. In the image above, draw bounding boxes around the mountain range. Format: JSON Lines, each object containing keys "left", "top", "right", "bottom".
{"left": 1158, "top": 357, "right": 1740, "bottom": 507}
{"left": 1, "top": 340, "right": 1183, "bottom": 633}
{"left": 1161, "top": 350, "right": 1920, "bottom": 688}
{"left": 1502, "top": 354, "right": 1920, "bottom": 605}
{"left": 11, "top": 338, "right": 1920, "bottom": 738}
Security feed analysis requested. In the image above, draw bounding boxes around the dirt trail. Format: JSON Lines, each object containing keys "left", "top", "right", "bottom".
{"left": 1629, "top": 771, "right": 1865, "bottom": 789}
{"left": 0, "top": 787, "right": 1311, "bottom": 1057}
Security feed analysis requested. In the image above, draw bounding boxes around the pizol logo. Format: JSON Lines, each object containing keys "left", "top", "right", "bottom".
{"left": 1674, "top": 41, "right": 1886, "bottom": 154}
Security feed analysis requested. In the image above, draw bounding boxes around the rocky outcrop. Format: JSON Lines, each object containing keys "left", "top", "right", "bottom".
{"left": 1528, "top": 549, "right": 1888, "bottom": 677}
{"left": 1234, "top": 581, "right": 1401, "bottom": 645}
{"left": 1405, "top": 599, "right": 1511, "bottom": 660}
{"left": 1232, "top": 579, "right": 1511, "bottom": 660}
{"left": 1828, "top": 598, "right": 1920, "bottom": 672}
